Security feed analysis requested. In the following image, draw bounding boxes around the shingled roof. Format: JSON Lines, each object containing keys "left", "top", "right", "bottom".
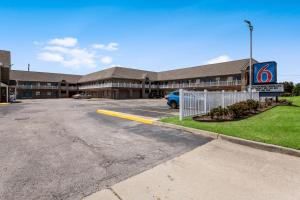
{"left": 10, "top": 59, "right": 256, "bottom": 84}
{"left": 78, "top": 67, "right": 157, "bottom": 83}
{"left": 156, "top": 59, "right": 256, "bottom": 81}
{"left": 10, "top": 70, "right": 82, "bottom": 83}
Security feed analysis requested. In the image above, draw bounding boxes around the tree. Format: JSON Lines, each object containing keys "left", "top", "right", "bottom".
{"left": 283, "top": 81, "right": 294, "bottom": 94}
{"left": 292, "top": 83, "right": 300, "bottom": 96}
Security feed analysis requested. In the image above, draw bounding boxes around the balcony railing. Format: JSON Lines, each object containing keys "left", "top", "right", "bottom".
{"left": 17, "top": 85, "right": 78, "bottom": 90}
{"left": 79, "top": 82, "right": 144, "bottom": 90}
{"left": 79, "top": 80, "right": 241, "bottom": 90}
{"left": 159, "top": 80, "right": 242, "bottom": 89}
{"left": 17, "top": 85, "right": 59, "bottom": 89}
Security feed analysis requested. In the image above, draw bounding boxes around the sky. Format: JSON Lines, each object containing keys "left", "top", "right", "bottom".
{"left": 0, "top": 0, "right": 299, "bottom": 82}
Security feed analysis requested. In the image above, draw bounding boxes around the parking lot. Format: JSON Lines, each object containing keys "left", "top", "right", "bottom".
{"left": 0, "top": 99, "right": 210, "bottom": 200}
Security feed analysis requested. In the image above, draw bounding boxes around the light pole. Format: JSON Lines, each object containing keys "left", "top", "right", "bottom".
{"left": 0, "top": 62, "right": 2, "bottom": 102}
{"left": 244, "top": 20, "right": 253, "bottom": 92}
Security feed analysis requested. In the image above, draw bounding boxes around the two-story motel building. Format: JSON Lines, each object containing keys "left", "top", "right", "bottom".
{"left": 1, "top": 50, "right": 255, "bottom": 102}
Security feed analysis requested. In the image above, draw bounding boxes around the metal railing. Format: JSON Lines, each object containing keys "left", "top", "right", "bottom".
{"left": 79, "top": 82, "right": 144, "bottom": 90}
{"left": 159, "top": 80, "right": 241, "bottom": 89}
{"left": 17, "top": 85, "right": 59, "bottom": 89}
{"left": 79, "top": 80, "right": 241, "bottom": 90}
{"left": 17, "top": 85, "right": 78, "bottom": 90}
{"left": 179, "top": 89, "right": 259, "bottom": 120}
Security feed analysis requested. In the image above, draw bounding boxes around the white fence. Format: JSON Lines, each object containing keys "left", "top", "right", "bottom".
{"left": 179, "top": 89, "right": 259, "bottom": 120}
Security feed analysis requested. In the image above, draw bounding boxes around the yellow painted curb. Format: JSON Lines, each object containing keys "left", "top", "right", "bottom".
{"left": 0, "top": 103, "right": 10, "bottom": 106}
{"left": 96, "top": 109, "right": 154, "bottom": 124}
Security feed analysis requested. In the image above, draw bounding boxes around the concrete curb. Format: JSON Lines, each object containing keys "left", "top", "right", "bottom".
{"left": 154, "top": 121, "right": 300, "bottom": 158}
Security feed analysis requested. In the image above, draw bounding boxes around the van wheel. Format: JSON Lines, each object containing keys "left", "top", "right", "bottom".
{"left": 170, "top": 101, "right": 177, "bottom": 109}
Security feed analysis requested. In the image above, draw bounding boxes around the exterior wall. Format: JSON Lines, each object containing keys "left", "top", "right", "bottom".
{"left": 15, "top": 80, "right": 78, "bottom": 99}
{"left": 0, "top": 50, "right": 11, "bottom": 102}
{"left": 17, "top": 89, "right": 59, "bottom": 99}
{"left": 0, "top": 50, "right": 11, "bottom": 84}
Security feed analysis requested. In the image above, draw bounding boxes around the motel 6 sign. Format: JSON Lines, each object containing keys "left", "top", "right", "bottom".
{"left": 253, "top": 61, "right": 277, "bottom": 84}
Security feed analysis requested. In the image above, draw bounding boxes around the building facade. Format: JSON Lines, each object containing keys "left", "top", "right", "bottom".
{"left": 10, "top": 70, "right": 81, "bottom": 99}
{"left": 0, "top": 50, "right": 11, "bottom": 102}
{"left": 1, "top": 50, "right": 255, "bottom": 101}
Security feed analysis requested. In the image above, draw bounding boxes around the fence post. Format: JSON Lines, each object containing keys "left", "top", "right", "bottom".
{"left": 204, "top": 89, "right": 207, "bottom": 114}
{"left": 179, "top": 89, "right": 184, "bottom": 121}
{"left": 222, "top": 90, "right": 225, "bottom": 108}
{"left": 234, "top": 90, "right": 237, "bottom": 103}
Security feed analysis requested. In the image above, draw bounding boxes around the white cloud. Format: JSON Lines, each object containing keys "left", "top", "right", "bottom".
{"left": 48, "top": 37, "right": 78, "bottom": 47}
{"left": 92, "top": 42, "right": 119, "bottom": 51}
{"left": 206, "top": 55, "right": 232, "bottom": 64}
{"left": 38, "top": 52, "right": 64, "bottom": 62}
{"left": 36, "top": 37, "right": 119, "bottom": 69}
{"left": 101, "top": 56, "right": 113, "bottom": 64}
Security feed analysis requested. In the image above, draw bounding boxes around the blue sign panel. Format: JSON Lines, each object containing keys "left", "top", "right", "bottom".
{"left": 253, "top": 61, "right": 277, "bottom": 84}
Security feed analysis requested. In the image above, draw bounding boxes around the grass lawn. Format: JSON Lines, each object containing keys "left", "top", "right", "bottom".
{"left": 161, "top": 96, "right": 300, "bottom": 150}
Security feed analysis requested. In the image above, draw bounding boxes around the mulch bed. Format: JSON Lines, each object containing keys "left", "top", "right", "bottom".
{"left": 193, "top": 103, "right": 285, "bottom": 122}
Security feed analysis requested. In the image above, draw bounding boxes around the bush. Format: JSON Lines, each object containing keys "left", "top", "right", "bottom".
{"left": 281, "top": 92, "right": 293, "bottom": 97}
{"left": 246, "top": 99, "right": 259, "bottom": 111}
{"left": 278, "top": 99, "right": 292, "bottom": 106}
{"left": 227, "top": 101, "right": 249, "bottom": 118}
{"left": 265, "top": 98, "right": 273, "bottom": 107}
{"left": 209, "top": 106, "right": 229, "bottom": 120}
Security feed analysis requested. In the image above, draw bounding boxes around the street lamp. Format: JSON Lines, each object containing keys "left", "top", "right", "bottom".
{"left": 244, "top": 20, "right": 253, "bottom": 92}
{"left": 0, "top": 62, "right": 2, "bottom": 102}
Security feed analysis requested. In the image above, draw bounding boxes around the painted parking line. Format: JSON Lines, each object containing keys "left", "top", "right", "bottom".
{"left": 96, "top": 109, "right": 155, "bottom": 124}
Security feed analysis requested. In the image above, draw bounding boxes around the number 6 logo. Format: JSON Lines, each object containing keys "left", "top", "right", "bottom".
{"left": 257, "top": 64, "right": 273, "bottom": 83}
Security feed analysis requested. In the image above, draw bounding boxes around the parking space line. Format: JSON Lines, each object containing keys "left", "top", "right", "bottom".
{"left": 96, "top": 109, "right": 155, "bottom": 124}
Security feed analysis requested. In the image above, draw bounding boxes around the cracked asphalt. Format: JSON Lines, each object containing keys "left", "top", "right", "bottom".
{"left": 0, "top": 99, "right": 211, "bottom": 200}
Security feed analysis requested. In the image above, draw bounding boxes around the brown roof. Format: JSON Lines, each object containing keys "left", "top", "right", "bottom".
{"left": 78, "top": 67, "right": 157, "bottom": 83}
{"left": 10, "top": 59, "right": 257, "bottom": 83}
{"left": 157, "top": 59, "right": 256, "bottom": 81}
{"left": 10, "top": 70, "right": 82, "bottom": 83}
{"left": 78, "top": 59, "right": 256, "bottom": 83}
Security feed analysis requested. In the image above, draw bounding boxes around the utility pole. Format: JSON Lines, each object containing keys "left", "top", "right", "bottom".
{"left": 244, "top": 20, "right": 253, "bottom": 92}
{"left": 0, "top": 62, "right": 2, "bottom": 102}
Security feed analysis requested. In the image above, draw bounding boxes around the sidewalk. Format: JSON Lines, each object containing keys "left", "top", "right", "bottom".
{"left": 83, "top": 140, "right": 300, "bottom": 200}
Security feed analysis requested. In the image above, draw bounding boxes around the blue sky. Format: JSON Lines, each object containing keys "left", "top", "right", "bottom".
{"left": 0, "top": 0, "right": 299, "bottom": 82}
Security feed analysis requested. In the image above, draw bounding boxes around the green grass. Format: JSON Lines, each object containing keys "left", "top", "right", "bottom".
{"left": 161, "top": 96, "right": 300, "bottom": 150}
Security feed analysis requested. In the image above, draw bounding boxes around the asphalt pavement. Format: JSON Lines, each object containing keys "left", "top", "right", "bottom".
{"left": 0, "top": 99, "right": 209, "bottom": 200}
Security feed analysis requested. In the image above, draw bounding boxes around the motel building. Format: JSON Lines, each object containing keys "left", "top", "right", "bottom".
{"left": 0, "top": 49, "right": 282, "bottom": 102}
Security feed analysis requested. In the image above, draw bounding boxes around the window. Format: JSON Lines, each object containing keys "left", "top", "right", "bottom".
{"left": 36, "top": 91, "right": 40, "bottom": 96}
{"left": 47, "top": 83, "right": 51, "bottom": 86}
{"left": 47, "top": 92, "right": 51, "bottom": 96}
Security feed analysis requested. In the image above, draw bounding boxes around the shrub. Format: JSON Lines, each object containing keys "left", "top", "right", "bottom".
{"left": 265, "top": 98, "right": 273, "bottom": 107}
{"left": 281, "top": 92, "right": 292, "bottom": 97}
{"left": 227, "top": 101, "right": 249, "bottom": 118}
{"left": 209, "top": 106, "right": 229, "bottom": 120}
{"left": 246, "top": 99, "right": 259, "bottom": 111}
{"left": 278, "top": 99, "right": 292, "bottom": 106}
